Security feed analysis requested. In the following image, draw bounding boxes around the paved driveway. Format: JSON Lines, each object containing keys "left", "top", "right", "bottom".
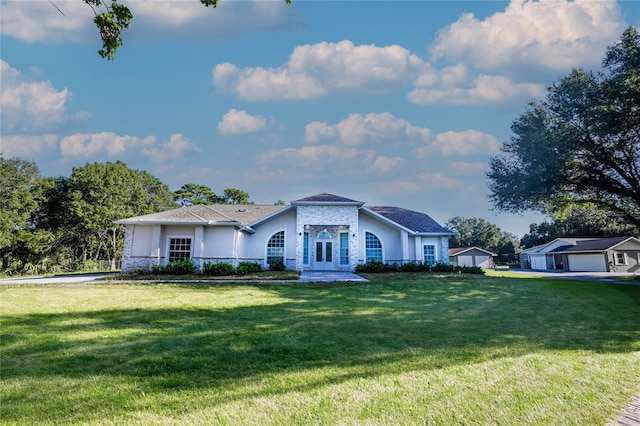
{"left": 509, "top": 269, "right": 640, "bottom": 285}
{"left": 0, "top": 273, "right": 112, "bottom": 285}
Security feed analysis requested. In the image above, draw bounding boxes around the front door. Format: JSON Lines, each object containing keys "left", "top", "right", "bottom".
{"left": 314, "top": 241, "right": 333, "bottom": 270}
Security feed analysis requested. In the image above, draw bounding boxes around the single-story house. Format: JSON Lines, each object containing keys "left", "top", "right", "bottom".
{"left": 518, "top": 236, "right": 640, "bottom": 272}
{"left": 115, "top": 193, "right": 455, "bottom": 273}
{"left": 449, "top": 247, "right": 497, "bottom": 268}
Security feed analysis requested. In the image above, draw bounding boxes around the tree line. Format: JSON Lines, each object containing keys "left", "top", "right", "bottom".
{"left": 0, "top": 158, "right": 253, "bottom": 275}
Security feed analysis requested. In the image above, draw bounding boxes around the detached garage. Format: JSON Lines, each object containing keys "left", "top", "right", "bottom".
{"left": 449, "top": 247, "right": 497, "bottom": 269}
{"left": 520, "top": 236, "right": 640, "bottom": 273}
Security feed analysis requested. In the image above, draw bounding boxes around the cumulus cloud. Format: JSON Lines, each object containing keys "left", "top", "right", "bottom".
{"left": 414, "top": 130, "right": 501, "bottom": 158}
{"left": 59, "top": 132, "right": 199, "bottom": 163}
{"left": 373, "top": 172, "right": 458, "bottom": 195}
{"left": 259, "top": 145, "right": 374, "bottom": 171}
{"left": 409, "top": 74, "right": 544, "bottom": 105}
{"left": 218, "top": 109, "right": 267, "bottom": 136}
{"left": 305, "top": 112, "right": 431, "bottom": 145}
{"left": 213, "top": 40, "right": 425, "bottom": 101}
{"left": 1, "top": 134, "right": 58, "bottom": 157}
{"left": 142, "top": 133, "right": 201, "bottom": 163}
{"left": 1, "top": 0, "right": 298, "bottom": 43}
{"left": 430, "top": 0, "right": 626, "bottom": 76}
{"left": 366, "top": 156, "right": 405, "bottom": 175}
{"left": 1, "top": 60, "right": 87, "bottom": 134}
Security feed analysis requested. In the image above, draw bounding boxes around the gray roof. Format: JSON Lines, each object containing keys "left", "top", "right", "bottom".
{"left": 449, "top": 246, "right": 497, "bottom": 256}
{"left": 114, "top": 204, "right": 290, "bottom": 227}
{"left": 293, "top": 193, "right": 363, "bottom": 203}
{"left": 550, "top": 236, "right": 634, "bottom": 253}
{"left": 366, "top": 206, "right": 452, "bottom": 234}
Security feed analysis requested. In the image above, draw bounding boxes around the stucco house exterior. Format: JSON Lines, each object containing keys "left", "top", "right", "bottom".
{"left": 115, "top": 193, "right": 454, "bottom": 273}
{"left": 449, "top": 247, "right": 497, "bottom": 268}
{"left": 518, "top": 237, "right": 640, "bottom": 272}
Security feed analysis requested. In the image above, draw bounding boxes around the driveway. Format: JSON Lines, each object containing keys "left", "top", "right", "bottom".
{"left": 509, "top": 269, "right": 640, "bottom": 285}
{"left": 0, "top": 273, "right": 113, "bottom": 285}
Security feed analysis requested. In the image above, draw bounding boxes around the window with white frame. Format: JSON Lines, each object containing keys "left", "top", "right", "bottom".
{"left": 615, "top": 252, "right": 627, "bottom": 265}
{"left": 339, "top": 232, "right": 349, "bottom": 265}
{"left": 365, "top": 232, "right": 382, "bottom": 262}
{"left": 303, "top": 232, "right": 309, "bottom": 265}
{"left": 168, "top": 237, "right": 192, "bottom": 263}
{"left": 267, "top": 231, "right": 285, "bottom": 265}
{"left": 423, "top": 244, "right": 436, "bottom": 266}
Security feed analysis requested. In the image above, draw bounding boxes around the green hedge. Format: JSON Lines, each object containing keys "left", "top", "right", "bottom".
{"left": 355, "top": 260, "right": 484, "bottom": 275}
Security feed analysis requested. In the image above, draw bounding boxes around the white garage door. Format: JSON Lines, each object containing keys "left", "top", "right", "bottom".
{"left": 567, "top": 254, "right": 607, "bottom": 272}
{"left": 530, "top": 255, "right": 547, "bottom": 270}
{"left": 457, "top": 255, "right": 473, "bottom": 266}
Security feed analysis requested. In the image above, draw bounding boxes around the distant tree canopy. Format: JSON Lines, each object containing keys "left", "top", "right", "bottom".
{"left": 173, "top": 184, "right": 252, "bottom": 206}
{"left": 487, "top": 27, "right": 640, "bottom": 230}
{"left": 520, "top": 205, "right": 638, "bottom": 248}
{"left": 81, "top": 0, "right": 291, "bottom": 60}
{"left": 446, "top": 217, "right": 520, "bottom": 256}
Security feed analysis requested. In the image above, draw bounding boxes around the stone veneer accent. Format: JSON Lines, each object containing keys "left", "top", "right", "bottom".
{"left": 296, "top": 205, "right": 359, "bottom": 271}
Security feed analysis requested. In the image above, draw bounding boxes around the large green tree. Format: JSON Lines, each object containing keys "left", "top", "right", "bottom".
{"left": 65, "top": 161, "right": 177, "bottom": 267}
{"left": 82, "top": 0, "right": 291, "bottom": 60}
{"left": 446, "top": 217, "right": 520, "bottom": 256}
{"left": 487, "top": 27, "right": 640, "bottom": 230}
{"left": 0, "top": 158, "right": 46, "bottom": 271}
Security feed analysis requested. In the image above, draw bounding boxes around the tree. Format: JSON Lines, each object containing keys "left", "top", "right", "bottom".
{"left": 174, "top": 183, "right": 220, "bottom": 206}
{"left": 487, "top": 27, "right": 640, "bottom": 230}
{"left": 520, "top": 205, "right": 638, "bottom": 248}
{"left": 65, "top": 161, "right": 177, "bottom": 268}
{"left": 0, "top": 158, "right": 44, "bottom": 271}
{"left": 82, "top": 0, "right": 292, "bottom": 60}
{"left": 446, "top": 217, "right": 520, "bottom": 256}
{"left": 221, "top": 188, "right": 251, "bottom": 205}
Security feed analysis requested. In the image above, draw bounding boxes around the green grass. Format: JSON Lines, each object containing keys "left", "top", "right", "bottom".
{"left": 109, "top": 270, "right": 301, "bottom": 281}
{"left": 1, "top": 276, "right": 639, "bottom": 425}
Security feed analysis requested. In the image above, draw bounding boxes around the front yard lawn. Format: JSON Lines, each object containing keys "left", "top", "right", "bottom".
{"left": 1, "top": 275, "right": 638, "bottom": 425}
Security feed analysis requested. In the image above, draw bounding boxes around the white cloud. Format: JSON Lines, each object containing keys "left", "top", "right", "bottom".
{"left": 141, "top": 133, "right": 201, "bottom": 163}
{"left": 417, "top": 172, "right": 458, "bottom": 189}
{"left": 60, "top": 132, "right": 156, "bottom": 157}
{"left": 213, "top": 40, "right": 425, "bottom": 101}
{"left": 1, "top": 60, "right": 87, "bottom": 133}
{"left": 305, "top": 112, "right": 431, "bottom": 145}
{"left": 1, "top": 134, "right": 58, "bottom": 157}
{"left": 0, "top": 0, "right": 298, "bottom": 43}
{"left": 415, "top": 130, "right": 501, "bottom": 158}
{"left": 430, "top": 0, "right": 626, "bottom": 75}
{"left": 409, "top": 74, "right": 544, "bottom": 105}
{"left": 59, "top": 132, "right": 199, "bottom": 163}
{"left": 218, "top": 109, "right": 266, "bottom": 136}
{"left": 450, "top": 161, "right": 488, "bottom": 176}
{"left": 367, "top": 156, "right": 405, "bottom": 175}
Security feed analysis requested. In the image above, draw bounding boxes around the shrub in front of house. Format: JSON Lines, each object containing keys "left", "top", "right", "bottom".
{"left": 151, "top": 259, "right": 197, "bottom": 275}
{"left": 236, "top": 261, "right": 263, "bottom": 275}
{"left": 356, "top": 260, "right": 485, "bottom": 275}
{"left": 268, "top": 260, "right": 286, "bottom": 271}
{"left": 203, "top": 261, "right": 236, "bottom": 276}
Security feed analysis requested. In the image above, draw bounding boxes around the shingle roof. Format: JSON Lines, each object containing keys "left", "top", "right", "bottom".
{"left": 366, "top": 206, "right": 452, "bottom": 234}
{"left": 115, "top": 204, "right": 290, "bottom": 226}
{"left": 550, "top": 236, "right": 633, "bottom": 253}
{"left": 449, "top": 246, "right": 497, "bottom": 256}
{"left": 293, "top": 193, "right": 363, "bottom": 203}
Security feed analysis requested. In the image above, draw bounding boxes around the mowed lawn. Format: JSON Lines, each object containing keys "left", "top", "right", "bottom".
{"left": 1, "top": 275, "right": 639, "bottom": 425}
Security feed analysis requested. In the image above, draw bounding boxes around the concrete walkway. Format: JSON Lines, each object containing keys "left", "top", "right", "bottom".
{"left": 299, "top": 271, "right": 368, "bottom": 282}
{"left": 611, "top": 393, "right": 640, "bottom": 426}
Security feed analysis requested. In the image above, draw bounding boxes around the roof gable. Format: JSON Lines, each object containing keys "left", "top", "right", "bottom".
{"left": 292, "top": 193, "right": 363, "bottom": 204}
{"left": 365, "top": 206, "right": 452, "bottom": 234}
{"left": 449, "top": 246, "right": 497, "bottom": 256}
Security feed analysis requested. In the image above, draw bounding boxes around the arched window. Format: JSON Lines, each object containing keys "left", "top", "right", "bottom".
{"left": 267, "top": 231, "right": 285, "bottom": 265}
{"left": 365, "top": 232, "right": 382, "bottom": 262}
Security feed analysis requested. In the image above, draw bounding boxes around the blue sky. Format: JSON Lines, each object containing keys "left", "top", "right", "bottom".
{"left": 1, "top": 0, "right": 638, "bottom": 237}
